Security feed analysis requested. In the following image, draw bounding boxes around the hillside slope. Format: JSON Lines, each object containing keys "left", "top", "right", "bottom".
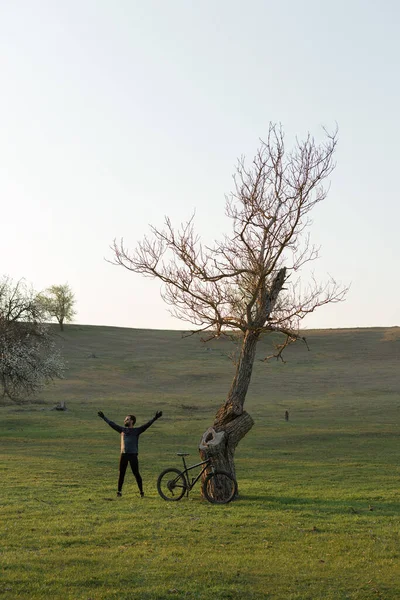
{"left": 27, "top": 324, "right": 400, "bottom": 428}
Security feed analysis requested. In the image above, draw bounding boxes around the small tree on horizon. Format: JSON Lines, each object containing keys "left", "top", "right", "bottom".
{"left": 40, "top": 284, "right": 76, "bottom": 331}
{"left": 111, "top": 123, "right": 348, "bottom": 500}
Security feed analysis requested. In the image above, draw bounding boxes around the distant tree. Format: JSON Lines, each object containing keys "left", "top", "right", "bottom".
{"left": 0, "top": 277, "right": 65, "bottom": 400}
{"left": 39, "top": 284, "right": 76, "bottom": 331}
{"left": 111, "top": 123, "right": 348, "bottom": 501}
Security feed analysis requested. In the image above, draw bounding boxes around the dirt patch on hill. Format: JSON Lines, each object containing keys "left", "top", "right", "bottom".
{"left": 381, "top": 327, "right": 400, "bottom": 342}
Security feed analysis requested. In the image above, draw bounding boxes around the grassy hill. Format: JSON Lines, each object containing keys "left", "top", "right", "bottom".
{"left": 1, "top": 324, "right": 400, "bottom": 599}
{"left": 12, "top": 323, "right": 400, "bottom": 417}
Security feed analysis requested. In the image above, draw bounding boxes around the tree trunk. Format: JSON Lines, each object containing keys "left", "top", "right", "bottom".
{"left": 199, "top": 330, "right": 259, "bottom": 500}
{"left": 59, "top": 319, "right": 64, "bottom": 331}
{"left": 199, "top": 411, "right": 254, "bottom": 497}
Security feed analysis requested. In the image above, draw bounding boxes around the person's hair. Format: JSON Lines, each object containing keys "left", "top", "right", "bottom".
{"left": 128, "top": 415, "right": 136, "bottom": 425}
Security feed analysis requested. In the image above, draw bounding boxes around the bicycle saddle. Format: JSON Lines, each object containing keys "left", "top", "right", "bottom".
{"left": 176, "top": 452, "right": 190, "bottom": 456}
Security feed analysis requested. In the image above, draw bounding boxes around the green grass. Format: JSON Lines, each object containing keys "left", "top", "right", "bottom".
{"left": 1, "top": 324, "right": 400, "bottom": 599}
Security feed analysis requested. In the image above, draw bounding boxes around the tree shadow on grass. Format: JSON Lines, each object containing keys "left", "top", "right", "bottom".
{"left": 238, "top": 494, "right": 400, "bottom": 516}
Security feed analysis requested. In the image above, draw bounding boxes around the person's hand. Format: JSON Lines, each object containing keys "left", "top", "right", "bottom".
{"left": 155, "top": 410, "right": 163, "bottom": 420}
{"left": 98, "top": 411, "right": 105, "bottom": 419}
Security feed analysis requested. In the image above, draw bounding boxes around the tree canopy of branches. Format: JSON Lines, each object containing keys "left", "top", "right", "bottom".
{"left": 39, "top": 284, "right": 76, "bottom": 331}
{"left": 111, "top": 123, "right": 347, "bottom": 499}
{"left": 0, "top": 277, "right": 65, "bottom": 401}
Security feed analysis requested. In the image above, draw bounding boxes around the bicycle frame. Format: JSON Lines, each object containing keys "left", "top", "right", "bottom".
{"left": 178, "top": 455, "right": 212, "bottom": 494}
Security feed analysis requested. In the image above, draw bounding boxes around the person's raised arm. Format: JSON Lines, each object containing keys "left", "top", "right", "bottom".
{"left": 97, "top": 411, "right": 124, "bottom": 433}
{"left": 135, "top": 411, "right": 163, "bottom": 434}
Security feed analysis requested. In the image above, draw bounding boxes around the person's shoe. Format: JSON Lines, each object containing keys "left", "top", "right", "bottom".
{"left": 117, "top": 491, "right": 122, "bottom": 497}
{"left": 140, "top": 491, "right": 144, "bottom": 498}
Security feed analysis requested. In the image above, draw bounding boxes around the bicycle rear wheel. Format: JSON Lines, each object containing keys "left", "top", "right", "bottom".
{"left": 203, "top": 471, "right": 237, "bottom": 504}
{"left": 157, "top": 468, "right": 187, "bottom": 501}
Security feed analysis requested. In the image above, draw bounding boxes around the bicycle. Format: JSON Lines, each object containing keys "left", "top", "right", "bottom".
{"left": 157, "top": 453, "right": 237, "bottom": 504}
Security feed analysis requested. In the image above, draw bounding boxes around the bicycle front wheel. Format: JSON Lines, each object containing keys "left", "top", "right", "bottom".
{"left": 157, "top": 468, "right": 187, "bottom": 501}
{"left": 203, "top": 471, "right": 237, "bottom": 504}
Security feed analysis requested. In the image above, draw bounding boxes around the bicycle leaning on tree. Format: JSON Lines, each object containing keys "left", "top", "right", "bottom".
{"left": 156, "top": 453, "right": 238, "bottom": 504}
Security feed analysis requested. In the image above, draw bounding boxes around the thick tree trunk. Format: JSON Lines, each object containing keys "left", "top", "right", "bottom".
{"left": 199, "top": 330, "right": 259, "bottom": 499}
{"left": 215, "top": 330, "right": 259, "bottom": 427}
{"left": 199, "top": 411, "right": 254, "bottom": 495}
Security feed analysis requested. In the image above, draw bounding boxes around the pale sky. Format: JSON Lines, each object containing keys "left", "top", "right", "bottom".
{"left": 1, "top": 0, "right": 399, "bottom": 330}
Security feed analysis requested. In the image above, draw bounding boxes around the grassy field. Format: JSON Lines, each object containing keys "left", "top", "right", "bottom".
{"left": 1, "top": 324, "right": 400, "bottom": 599}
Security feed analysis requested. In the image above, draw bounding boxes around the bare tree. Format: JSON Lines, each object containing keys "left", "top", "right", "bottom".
{"left": 39, "top": 284, "right": 76, "bottom": 331}
{"left": 111, "top": 123, "right": 347, "bottom": 500}
{"left": 0, "top": 277, "right": 65, "bottom": 400}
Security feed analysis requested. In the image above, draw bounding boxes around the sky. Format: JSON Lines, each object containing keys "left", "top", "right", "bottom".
{"left": 1, "top": 0, "right": 399, "bottom": 331}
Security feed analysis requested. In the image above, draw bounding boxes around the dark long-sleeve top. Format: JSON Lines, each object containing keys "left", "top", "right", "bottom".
{"left": 102, "top": 415, "right": 157, "bottom": 454}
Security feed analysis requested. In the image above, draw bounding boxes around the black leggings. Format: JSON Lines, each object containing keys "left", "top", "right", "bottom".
{"left": 118, "top": 453, "right": 143, "bottom": 493}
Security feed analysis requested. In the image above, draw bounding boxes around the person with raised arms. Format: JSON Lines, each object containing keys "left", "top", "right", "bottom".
{"left": 98, "top": 410, "right": 162, "bottom": 498}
